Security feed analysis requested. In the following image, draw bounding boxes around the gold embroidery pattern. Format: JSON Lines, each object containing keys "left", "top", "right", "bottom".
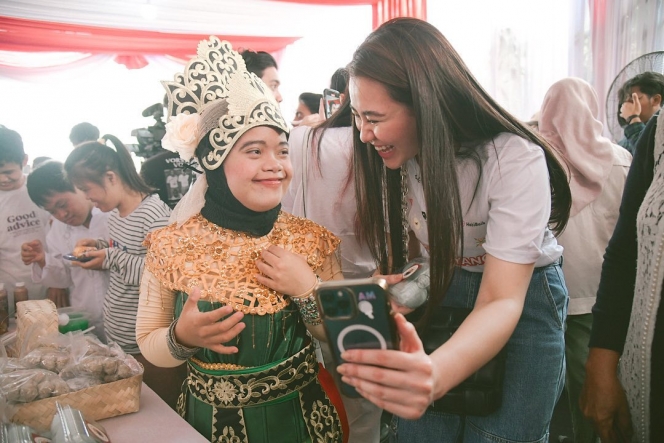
{"left": 211, "top": 407, "right": 248, "bottom": 443}
{"left": 217, "top": 426, "right": 243, "bottom": 443}
{"left": 309, "top": 400, "right": 342, "bottom": 443}
{"left": 212, "top": 380, "right": 239, "bottom": 405}
{"left": 187, "top": 344, "right": 318, "bottom": 409}
{"left": 144, "top": 212, "right": 340, "bottom": 315}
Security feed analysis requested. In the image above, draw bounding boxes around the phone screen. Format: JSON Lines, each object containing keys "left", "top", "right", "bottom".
{"left": 323, "top": 88, "right": 341, "bottom": 119}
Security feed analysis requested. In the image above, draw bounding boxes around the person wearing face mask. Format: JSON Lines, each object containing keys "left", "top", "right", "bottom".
{"left": 336, "top": 18, "right": 572, "bottom": 443}
{"left": 136, "top": 37, "right": 345, "bottom": 443}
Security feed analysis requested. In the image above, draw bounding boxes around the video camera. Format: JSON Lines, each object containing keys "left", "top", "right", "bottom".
{"left": 129, "top": 102, "right": 166, "bottom": 158}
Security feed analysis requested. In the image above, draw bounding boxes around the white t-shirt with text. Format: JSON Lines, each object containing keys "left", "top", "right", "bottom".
{"left": 0, "top": 181, "right": 51, "bottom": 307}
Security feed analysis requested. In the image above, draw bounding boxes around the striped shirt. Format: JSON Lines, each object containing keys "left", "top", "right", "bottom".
{"left": 101, "top": 194, "right": 170, "bottom": 353}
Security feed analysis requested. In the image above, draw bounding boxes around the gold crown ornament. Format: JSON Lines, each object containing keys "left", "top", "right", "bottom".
{"left": 161, "top": 37, "right": 289, "bottom": 170}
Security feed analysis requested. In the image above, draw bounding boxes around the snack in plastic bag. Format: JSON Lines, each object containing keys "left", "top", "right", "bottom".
{"left": 64, "top": 376, "right": 102, "bottom": 392}
{"left": 59, "top": 337, "right": 141, "bottom": 383}
{"left": 0, "top": 369, "right": 70, "bottom": 403}
{"left": 50, "top": 402, "right": 111, "bottom": 443}
{"left": 21, "top": 348, "right": 71, "bottom": 374}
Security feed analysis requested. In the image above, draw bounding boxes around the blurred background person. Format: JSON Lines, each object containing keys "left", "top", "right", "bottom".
{"left": 538, "top": 77, "right": 632, "bottom": 443}
{"left": 293, "top": 92, "right": 323, "bottom": 126}
{"left": 617, "top": 72, "right": 664, "bottom": 154}
{"left": 69, "top": 122, "right": 100, "bottom": 148}
{"left": 0, "top": 125, "right": 50, "bottom": 311}
{"left": 32, "top": 156, "right": 51, "bottom": 169}
{"left": 241, "top": 49, "right": 283, "bottom": 103}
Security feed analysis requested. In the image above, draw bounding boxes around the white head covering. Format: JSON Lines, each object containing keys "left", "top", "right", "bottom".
{"left": 539, "top": 77, "right": 616, "bottom": 216}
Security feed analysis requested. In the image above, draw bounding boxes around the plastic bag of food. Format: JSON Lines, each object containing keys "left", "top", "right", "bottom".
{"left": 0, "top": 369, "right": 70, "bottom": 403}
{"left": 20, "top": 348, "right": 71, "bottom": 374}
{"left": 59, "top": 336, "right": 141, "bottom": 383}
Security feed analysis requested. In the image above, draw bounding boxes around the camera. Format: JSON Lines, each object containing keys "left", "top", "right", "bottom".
{"left": 129, "top": 102, "right": 166, "bottom": 158}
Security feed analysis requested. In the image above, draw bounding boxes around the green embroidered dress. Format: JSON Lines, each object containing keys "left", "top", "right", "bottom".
{"left": 140, "top": 213, "right": 343, "bottom": 443}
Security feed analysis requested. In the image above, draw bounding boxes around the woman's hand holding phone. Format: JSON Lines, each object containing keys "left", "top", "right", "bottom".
{"left": 336, "top": 313, "right": 437, "bottom": 420}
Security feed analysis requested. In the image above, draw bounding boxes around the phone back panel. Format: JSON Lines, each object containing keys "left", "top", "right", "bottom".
{"left": 315, "top": 278, "right": 396, "bottom": 397}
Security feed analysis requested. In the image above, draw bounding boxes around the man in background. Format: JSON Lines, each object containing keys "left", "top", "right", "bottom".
{"left": 69, "top": 122, "right": 100, "bottom": 147}
{"left": 618, "top": 72, "right": 664, "bottom": 154}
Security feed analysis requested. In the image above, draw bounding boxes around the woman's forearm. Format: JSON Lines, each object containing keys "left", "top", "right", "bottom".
{"left": 429, "top": 296, "right": 523, "bottom": 398}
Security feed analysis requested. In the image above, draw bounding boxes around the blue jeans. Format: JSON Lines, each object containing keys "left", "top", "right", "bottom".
{"left": 390, "top": 263, "right": 568, "bottom": 443}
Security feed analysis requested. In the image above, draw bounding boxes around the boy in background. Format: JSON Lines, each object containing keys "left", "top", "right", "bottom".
{"left": 0, "top": 125, "right": 50, "bottom": 312}
{"left": 21, "top": 161, "right": 109, "bottom": 339}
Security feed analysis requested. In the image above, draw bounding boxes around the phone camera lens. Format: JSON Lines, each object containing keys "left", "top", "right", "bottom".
{"left": 337, "top": 299, "right": 351, "bottom": 315}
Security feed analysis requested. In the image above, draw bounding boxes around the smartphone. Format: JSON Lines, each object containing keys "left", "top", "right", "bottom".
{"left": 315, "top": 278, "right": 397, "bottom": 397}
{"left": 63, "top": 254, "right": 94, "bottom": 263}
{"left": 323, "top": 88, "right": 341, "bottom": 119}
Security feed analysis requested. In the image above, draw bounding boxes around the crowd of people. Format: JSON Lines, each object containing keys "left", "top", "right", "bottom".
{"left": 0, "top": 17, "right": 662, "bottom": 443}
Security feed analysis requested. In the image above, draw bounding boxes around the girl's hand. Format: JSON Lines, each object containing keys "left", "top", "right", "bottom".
{"left": 255, "top": 245, "right": 317, "bottom": 296}
{"left": 71, "top": 248, "right": 106, "bottom": 270}
{"left": 337, "top": 313, "right": 436, "bottom": 419}
{"left": 174, "top": 287, "right": 245, "bottom": 354}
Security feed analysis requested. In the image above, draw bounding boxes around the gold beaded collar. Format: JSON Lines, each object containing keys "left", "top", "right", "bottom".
{"left": 144, "top": 212, "right": 340, "bottom": 315}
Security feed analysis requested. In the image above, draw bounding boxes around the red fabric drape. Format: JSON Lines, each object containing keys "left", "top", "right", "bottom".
{"left": 0, "top": 16, "right": 300, "bottom": 68}
{"left": 272, "top": 0, "right": 372, "bottom": 3}
{"left": 272, "top": 0, "right": 426, "bottom": 28}
{"left": 372, "top": 0, "right": 427, "bottom": 28}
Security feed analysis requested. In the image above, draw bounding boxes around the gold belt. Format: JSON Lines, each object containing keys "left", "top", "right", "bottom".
{"left": 186, "top": 343, "right": 318, "bottom": 409}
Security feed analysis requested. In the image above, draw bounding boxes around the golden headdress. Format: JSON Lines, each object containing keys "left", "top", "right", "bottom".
{"left": 161, "top": 37, "right": 289, "bottom": 170}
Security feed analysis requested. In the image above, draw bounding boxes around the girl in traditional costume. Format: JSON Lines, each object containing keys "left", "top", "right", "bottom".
{"left": 136, "top": 37, "right": 344, "bottom": 443}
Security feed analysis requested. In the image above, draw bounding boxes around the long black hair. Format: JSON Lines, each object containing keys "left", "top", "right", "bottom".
{"left": 349, "top": 18, "right": 571, "bottom": 325}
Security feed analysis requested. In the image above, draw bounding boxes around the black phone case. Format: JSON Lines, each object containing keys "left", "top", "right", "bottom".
{"left": 63, "top": 254, "right": 94, "bottom": 263}
{"left": 315, "top": 278, "right": 397, "bottom": 397}
{"left": 323, "top": 88, "right": 340, "bottom": 119}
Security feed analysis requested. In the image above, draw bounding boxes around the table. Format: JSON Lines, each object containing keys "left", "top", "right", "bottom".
{"left": 100, "top": 383, "right": 208, "bottom": 443}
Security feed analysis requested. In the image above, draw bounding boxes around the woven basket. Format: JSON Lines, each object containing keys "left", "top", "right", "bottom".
{"left": 11, "top": 369, "right": 142, "bottom": 430}
{"left": 15, "top": 300, "right": 59, "bottom": 355}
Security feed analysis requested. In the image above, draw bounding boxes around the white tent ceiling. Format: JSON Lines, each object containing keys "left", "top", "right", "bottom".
{"left": 1, "top": 0, "right": 361, "bottom": 37}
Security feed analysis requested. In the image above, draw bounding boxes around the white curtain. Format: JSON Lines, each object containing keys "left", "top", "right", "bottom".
{"left": 573, "top": 0, "right": 664, "bottom": 132}
{"left": 428, "top": 0, "right": 574, "bottom": 120}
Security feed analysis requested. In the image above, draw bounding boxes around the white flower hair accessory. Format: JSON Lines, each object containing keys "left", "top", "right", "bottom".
{"left": 162, "top": 113, "right": 201, "bottom": 161}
